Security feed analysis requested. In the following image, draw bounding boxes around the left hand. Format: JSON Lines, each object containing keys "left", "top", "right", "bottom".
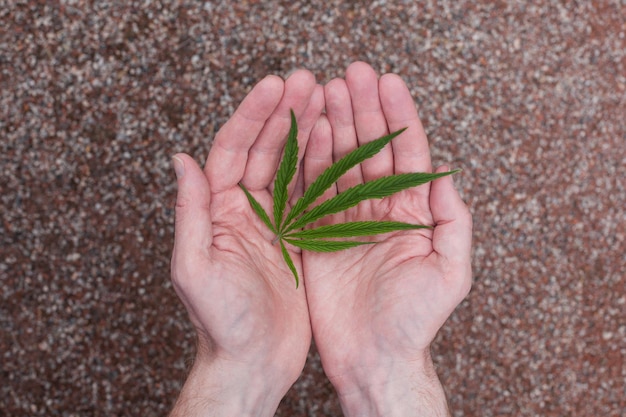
{"left": 169, "top": 69, "right": 324, "bottom": 416}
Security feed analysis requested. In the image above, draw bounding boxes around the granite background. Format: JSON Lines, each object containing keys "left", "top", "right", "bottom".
{"left": 1, "top": 1, "right": 624, "bottom": 416}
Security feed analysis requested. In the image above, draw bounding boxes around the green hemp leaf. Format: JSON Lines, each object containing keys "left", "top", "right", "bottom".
{"left": 239, "top": 110, "right": 458, "bottom": 287}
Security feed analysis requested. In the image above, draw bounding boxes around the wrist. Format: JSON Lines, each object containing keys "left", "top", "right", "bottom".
{"left": 169, "top": 354, "right": 291, "bottom": 417}
{"left": 330, "top": 351, "right": 451, "bottom": 417}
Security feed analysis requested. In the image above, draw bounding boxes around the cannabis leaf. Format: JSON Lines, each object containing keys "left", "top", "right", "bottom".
{"left": 239, "top": 110, "right": 458, "bottom": 287}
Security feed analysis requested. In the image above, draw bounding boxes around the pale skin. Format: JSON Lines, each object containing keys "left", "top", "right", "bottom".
{"left": 169, "top": 62, "right": 472, "bottom": 416}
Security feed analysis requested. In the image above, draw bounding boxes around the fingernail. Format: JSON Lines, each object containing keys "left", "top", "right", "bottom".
{"left": 172, "top": 155, "right": 185, "bottom": 179}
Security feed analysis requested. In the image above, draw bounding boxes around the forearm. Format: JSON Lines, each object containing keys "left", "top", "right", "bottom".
{"left": 332, "top": 353, "right": 451, "bottom": 417}
{"left": 169, "top": 356, "right": 287, "bottom": 417}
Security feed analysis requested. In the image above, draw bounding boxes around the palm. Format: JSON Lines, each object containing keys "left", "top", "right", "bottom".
{"left": 189, "top": 187, "right": 308, "bottom": 360}
{"left": 303, "top": 197, "right": 452, "bottom": 374}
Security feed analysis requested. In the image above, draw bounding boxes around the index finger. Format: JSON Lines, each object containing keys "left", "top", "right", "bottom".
{"left": 379, "top": 73, "right": 432, "bottom": 175}
{"left": 345, "top": 62, "right": 394, "bottom": 182}
{"left": 205, "top": 75, "right": 285, "bottom": 192}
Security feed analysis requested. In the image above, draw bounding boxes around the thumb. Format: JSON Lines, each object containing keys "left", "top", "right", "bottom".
{"left": 172, "top": 153, "right": 213, "bottom": 258}
{"left": 430, "top": 165, "right": 473, "bottom": 272}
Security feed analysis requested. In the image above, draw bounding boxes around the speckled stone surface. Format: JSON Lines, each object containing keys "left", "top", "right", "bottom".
{"left": 1, "top": 1, "right": 624, "bottom": 416}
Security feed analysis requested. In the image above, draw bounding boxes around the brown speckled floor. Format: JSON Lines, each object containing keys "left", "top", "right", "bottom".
{"left": 1, "top": 1, "right": 624, "bottom": 416}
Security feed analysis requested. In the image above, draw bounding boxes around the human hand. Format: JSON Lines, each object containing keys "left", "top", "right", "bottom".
{"left": 169, "top": 70, "right": 323, "bottom": 416}
{"left": 302, "top": 62, "right": 472, "bottom": 416}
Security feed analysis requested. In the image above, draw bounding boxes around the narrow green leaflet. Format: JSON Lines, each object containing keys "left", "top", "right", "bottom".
{"left": 239, "top": 183, "right": 276, "bottom": 234}
{"left": 282, "top": 127, "right": 407, "bottom": 228}
{"left": 280, "top": 240, "right": 299, "bottom": 288}
{"left": 285, "top": 221, "right": 431, "bottom": 239}
{"left": 285, "top": 170, "right": 459, "bottom": 233}
{"left": 284, "top": 238, "right": 376, "bottom": 253}
{"left": 273, "top": 110, "right": 299, "bottom": 229}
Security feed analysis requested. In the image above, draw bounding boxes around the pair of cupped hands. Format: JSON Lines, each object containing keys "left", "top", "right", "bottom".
{"left": 169, "top": 62, "right": 472, "bottom": 416}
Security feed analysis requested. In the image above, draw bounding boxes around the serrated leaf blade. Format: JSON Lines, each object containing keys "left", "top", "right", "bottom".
{"left": 239, "top": 183, "right": 276, "bottom": 234}
{"left": 285, "top": 170, "right": 459, "bottom": 232}
{"left": 273, "top": 110, "right": 299, "bottom": 231}
{"left": 283, "top": 127, "right": 407, "bottom": 228}
{"left": 284, "top": 238, "right": 376, "bottom": 253}
{"left": 279, "top": 239, "right": 299, "bottom": 287}
{"left": 285, "top": 221, "right": 431, "bottom": 239}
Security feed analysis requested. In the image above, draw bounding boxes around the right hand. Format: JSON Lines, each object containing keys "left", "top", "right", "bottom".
{"left": 302, "top": 62, "right": 473, "bottom": 416}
